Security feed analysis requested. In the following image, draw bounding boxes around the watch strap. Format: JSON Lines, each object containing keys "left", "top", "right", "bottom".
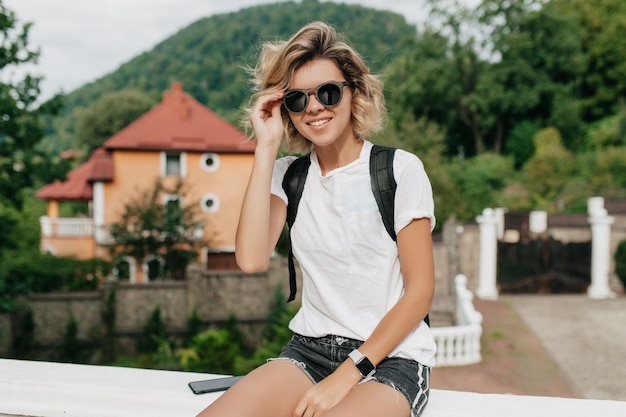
{"left": 348, "top": 349, "right": 376, "bottom": 378}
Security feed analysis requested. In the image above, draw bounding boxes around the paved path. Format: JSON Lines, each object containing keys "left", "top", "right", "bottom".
{"left": 430, "top": 294, "right": 626, "bottom": 402}
{"left": 506, "top": 294, "right": 626, "bottom": 401}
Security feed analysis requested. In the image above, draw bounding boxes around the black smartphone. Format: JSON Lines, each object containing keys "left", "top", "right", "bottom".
{"left": 188, "top": 375, "right": 244, "bottom": 394}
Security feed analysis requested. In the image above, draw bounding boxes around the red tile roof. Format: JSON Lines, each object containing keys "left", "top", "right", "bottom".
{"left": 36, "top": 83, "right": 255, "bottom": 201}
{"left": 103, "top": 82, "right": 255, "bottom": 153}
{"left": 35, "top": 148, "right": 113, "bottom": 201}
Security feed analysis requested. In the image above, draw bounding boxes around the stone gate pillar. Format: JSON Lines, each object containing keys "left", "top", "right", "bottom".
{"left": 476, "top": 208, "right": 499, "bottom": 300}
{"left": 587, "top": 197, "right": 615, "bottom": 299}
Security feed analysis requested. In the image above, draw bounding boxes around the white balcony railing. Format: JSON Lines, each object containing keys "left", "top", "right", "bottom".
{"left": 39, "top": 217, "right": 204, "bottom": 245}
{"left": 40, "top": 216, "right": 94, "bottom": 238}
{"left": 431, "top": 275, "right": 483, "bottom": 367}
{"left": 1, "top": 358, "right": 625, "bottom": 417}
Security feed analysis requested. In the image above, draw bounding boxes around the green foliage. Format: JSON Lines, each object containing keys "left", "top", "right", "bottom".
{"left": 375, "top": 113, "right": 453, "bottom": 228}
{"left": 587, "top": 147, "right": 626, "bottom": 199}
{"left": 386, "top": 0, "right": 587, "bottom": 157}
{"left": 181, "top": 328, "right": 241, "bottom": 374}
{"left": 60, "top": 315, "right": 88, "bottom": 363}
{"left": 234, "top": 286, "right": 297, "bottom": 374}
{"left": 136, "top": 306, "right": 167, "bottom": 355}
{"left": 184, "top": 307, "right": 201, "bottom": 345}
{"left": 101, "top": 288, "right": 117, "bottom": 363}
{"left": 586, "top": 114, "right": 626, "bottom": 149}
{"left": 450, "top": 153, "right": 516, "bottom": 221}
{"left": 108, "top": 179, "right": 204, "bottom": 280}
{"left": 0, "top": 254, "right": 109, "bottom": 312}
{"left": 0, "top": 2, "right": 63, "bottom": 210}
{"left": 11, "top": 305, "right": 35, "bottom": 358}
{"left": 522, "top": 127, "right": 580, "bottom": 210}
{"left": 506, "top": 120, "right": 540, "bottom": 168}
{"left": 553, "top": 0, "right": 626, "bottom": 121}
{"left": 615, "top": 240, "right": 626, "bottom": 289}
{"left": 75, "top": 89, "right": 155, "bottom": 154}
{"left": 0, "top": 202, "right": 19, "bottom": 253}
{"left": 177, "top": 286, "right": 297, "bottom": 375}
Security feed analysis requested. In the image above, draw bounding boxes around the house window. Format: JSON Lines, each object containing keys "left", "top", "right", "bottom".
{"left": 166, "top": 153, "right": 180, "bottom": 176}
{"left": 203, "top": 248, "right": 240, "bottom": 271}
{"left": 161, "top": 152, "right": 187, "bottom": 178}
{"left": 113, "top": 256, "right": 136, "bottom": 283}
{"left": 200, "top": 153, "right": 220, "bottom": 173}
{"left": 114, "top": 258, "right": 131, "bottom": 280}
{"left": 144, "top": 255, "right": 163, "bottom": 281}
{"left": 201, "top": 193, "right": 220, "bottom": 213}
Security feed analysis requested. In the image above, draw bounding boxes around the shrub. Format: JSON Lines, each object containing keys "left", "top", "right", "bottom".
{"left": 0, "top": 254, "right": 112, "bottom": 313}
{"left": 181, "top": 328, "right": 240, "bottom": 374}
{"left": 60, "top": 315, "right": 89, "bottom": 363}
{"left": 11, "top": 306, "right": 35, "bottom": 358}
{"left": 137, "top": 306, "right": 167, "bottom": 355}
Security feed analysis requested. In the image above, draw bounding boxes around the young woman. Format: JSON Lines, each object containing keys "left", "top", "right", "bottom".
{"left": 196, "top": 21, "right": 436, "bottom": 417}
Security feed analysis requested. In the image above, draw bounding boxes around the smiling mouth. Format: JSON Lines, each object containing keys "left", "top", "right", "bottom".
{"left": 308, "top": 118, "right": 331, "bottom": 127}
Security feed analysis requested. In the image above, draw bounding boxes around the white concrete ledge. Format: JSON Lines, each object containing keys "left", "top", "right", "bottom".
{"left": 0, "top": 359, "right": 216, "bottom": 417}
{"left": 1, "top": 359, "right": 625, "bottom": 417}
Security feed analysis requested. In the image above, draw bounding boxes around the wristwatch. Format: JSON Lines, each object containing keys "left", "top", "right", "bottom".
{"left": 348, "top": 349, "right": 376, "bottom": 378}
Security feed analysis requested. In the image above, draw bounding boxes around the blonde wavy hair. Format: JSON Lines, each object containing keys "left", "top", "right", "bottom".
{"left": 242, "top": 21, "right": 387, "bottom": 154}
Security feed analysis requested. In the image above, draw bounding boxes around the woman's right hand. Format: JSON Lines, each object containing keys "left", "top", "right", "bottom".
{"left": 250, "top": 90, "right": 285, "bottom": 149}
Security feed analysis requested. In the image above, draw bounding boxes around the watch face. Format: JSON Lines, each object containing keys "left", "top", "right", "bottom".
{"left": 356, "top": 357, "right": 375, "bottom": 377}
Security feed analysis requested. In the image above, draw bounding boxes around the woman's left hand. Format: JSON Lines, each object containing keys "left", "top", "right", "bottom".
{"left": 293, "top": 361, "right": 361, "bottom": 417}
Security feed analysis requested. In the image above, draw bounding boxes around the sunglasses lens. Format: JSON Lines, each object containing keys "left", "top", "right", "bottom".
{"left": 317, "top": 83, "right": 342, "bottom": 106}
{"left": 283, "top": 82, "right": 347, "bottom": 113}
{"left": 284, "top": 91, "right": 307, "bottom": 113}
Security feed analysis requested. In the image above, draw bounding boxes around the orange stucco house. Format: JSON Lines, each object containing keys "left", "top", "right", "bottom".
{"left": 36, "top": 82, "right": 256, "bottom": 283}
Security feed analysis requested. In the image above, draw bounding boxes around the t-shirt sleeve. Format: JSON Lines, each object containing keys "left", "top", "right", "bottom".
{"left": 393, "top": 150, "right": 436, "bottom": 233}
{"left": 270, "top": 156, "right": 298, "bottom": 205}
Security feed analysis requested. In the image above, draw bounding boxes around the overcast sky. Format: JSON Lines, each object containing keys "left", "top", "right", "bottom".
{"left": 5, "top": 0, "right": 476, "bottom": 101}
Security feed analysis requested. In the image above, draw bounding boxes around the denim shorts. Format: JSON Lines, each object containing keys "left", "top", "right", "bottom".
{"left": 274, "top": 334, "right": 430, "bottom": 417}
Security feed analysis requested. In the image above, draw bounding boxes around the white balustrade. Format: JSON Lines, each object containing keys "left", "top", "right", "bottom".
{"left": 40, "top": 216, "right": 53, "bottom": 237}
{"left": 431, "top": 274, "right": 483, "bottom": 367}
{"left": 39, "top": 216, "right": 94, "bottom": 238}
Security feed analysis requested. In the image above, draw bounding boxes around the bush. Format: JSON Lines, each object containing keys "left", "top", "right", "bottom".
{"left": 615, "top": 240, "right": 626, "bottom": 289}
{"left": 451, "top": 153, "right": 515, "bottom": 221}
{"left": 0, "top": 254, "right": 111, "bottom": 312}
{"left": 60, "top": 315, "right": 89, "bottom": 363}
{"left": 137, "top": 306, "right": 167, "bottom": 355}
{"left": 11, "top": 306, "right": 35, "bottom": 358}
{"left": 181, "top": 328, "right": 240, "bottom": 374}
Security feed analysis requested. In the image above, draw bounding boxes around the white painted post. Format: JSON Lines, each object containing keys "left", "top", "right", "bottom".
{"left": 529, "top": 210, "right": 548, "bottom": 234}
{"left": 587, "top": 197, "right": 615, "bottom": 299}
{"left": 93, "top": 181, "right": 106, "bottom": 243}
{"left": 494, "top": 207, "right": 507, "bottom": 240}
{"left": 476, "top": 208, "right": 499, "bottom": 300}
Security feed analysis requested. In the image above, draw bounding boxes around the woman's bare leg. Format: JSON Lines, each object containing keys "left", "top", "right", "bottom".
{"left": 196, "top": 360, "right": 314, "bottom": 417}
{"left": 321, "top": 381, "right": 411, "bottom": 417}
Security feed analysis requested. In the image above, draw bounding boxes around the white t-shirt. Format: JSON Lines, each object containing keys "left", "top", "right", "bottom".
{"left": 271, "top": 140, "right": 436, "bottom": 366}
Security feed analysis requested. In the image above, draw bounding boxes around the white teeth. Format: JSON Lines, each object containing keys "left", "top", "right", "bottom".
{"left": 309, "top": 118, "right": 330, "bottom": 127}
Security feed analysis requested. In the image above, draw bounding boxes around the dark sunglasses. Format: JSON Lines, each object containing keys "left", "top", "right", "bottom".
{"left": 283, "top": 81, "right": 352, "bottom": 113}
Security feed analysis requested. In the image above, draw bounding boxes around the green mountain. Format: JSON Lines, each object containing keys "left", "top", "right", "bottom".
{"left": 49, "top": 0, "right": 417, "bottom": 152}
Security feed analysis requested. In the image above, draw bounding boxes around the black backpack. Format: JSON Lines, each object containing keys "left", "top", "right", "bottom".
{"left": 281, "top": 144, "right": 430, "bottom": 326}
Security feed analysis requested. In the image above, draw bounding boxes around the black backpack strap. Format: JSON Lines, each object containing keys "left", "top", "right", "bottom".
{"left": 370, "top": 145, "right": 397, "bottom": 242}
{"left": 369, "top": 145, "right": 430, "bottom": 326}
{"left": 281, "top": 155, "right": 311, "bottom": 302}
